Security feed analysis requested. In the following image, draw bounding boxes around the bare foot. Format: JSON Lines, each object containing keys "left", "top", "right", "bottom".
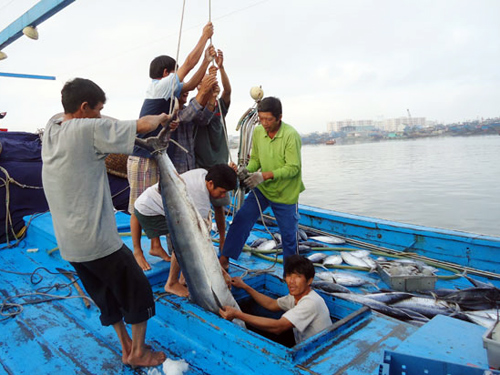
{"left": 134, "top": 250, "right": 151, "bottom": 271}
{"left": 149, "top": 246, "right": 171, "bottom": 262}
{"left": 122, "top": 344, "right": 155, "bottom": 364}
{"left": 179, "top": 272, "right": 186, "bottom": 286}
{"left": 164, "top": 282, "right": 189, "bottom": 297}
{"left": 127, "top": 348, "right": 166, "bottom": 368}
{"left": 120, "top": 340, "right": 132, "bottom": 364}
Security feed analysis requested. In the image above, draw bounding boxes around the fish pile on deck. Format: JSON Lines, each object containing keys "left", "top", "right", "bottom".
{"left": 245, "top": 232, "right": 500, "bottom": 329}
{"left": 312, "top": 258, "right": 500, "bottom": 328}
{"left": 247, "top": 229, "right": 346, "bottom": 253}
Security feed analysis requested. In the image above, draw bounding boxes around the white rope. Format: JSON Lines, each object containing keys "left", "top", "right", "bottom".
{"left": 169, "top": 138, "right": 189, "bottom": 154}
{"left": 168, "top": 0, "right": 187, "bottom": 115}
{"left": 207, "top": 1, "right": 230, "bottom": 163}
{"left": 217, "top": 98, "right": 234, "bottom": 165}
{"left": 208, "top": 0, "right": 215, "bottom": 66}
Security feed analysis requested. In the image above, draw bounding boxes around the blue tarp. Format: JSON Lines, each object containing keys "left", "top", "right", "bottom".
{"left": 0, "top": 131, "right": 130, "bottom": 243}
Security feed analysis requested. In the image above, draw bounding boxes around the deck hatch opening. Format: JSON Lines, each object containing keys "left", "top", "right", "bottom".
{"left": 232, "top": 273, "right": 371, "bottom": 350}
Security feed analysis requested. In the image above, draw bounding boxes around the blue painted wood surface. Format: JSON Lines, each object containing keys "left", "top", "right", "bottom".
{"left": 381, "top": 315, "right": 499, "bottom": 374}
{"left": 1, "top": 208, "right": 498, "bottom": 374}
{"left": 0, "top": 72, "right": 56, "bottom": 80}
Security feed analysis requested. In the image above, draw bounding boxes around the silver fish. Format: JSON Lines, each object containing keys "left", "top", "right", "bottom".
{"left": 440, "top": 287, "right": 500, "bottom": 310}
{"left": 298, "top": 245, "right": 310, "bottom": 253}
{"left": 257, "top": 239, "right": 277, "bottom": 251}
{"left": 329, "top": 293, "right": 413, "bottom": 321}
{"left": 350, "top": 250, "right": 371, "bottom": 258}
{"left": 309, "top": 235, "right": 346, "bottom": 245}
{"left": 341, "top": 252, "right": 370, "bottom": 268}
{"left": 307, "top": 252, "right": 328, "bottom": 263}
{"left": 465, "top": 310, "right": 499, "bottom": 328}
{"left": 300, "top": 240, "right": 328, "bottom": 248}
{"left": 249, "top": 238, "right": 267, "bottom": 248}
{"left": 392, "top": 297, "right": 456, "bottom": 318}
{"left": 316, "top": 271, "right": 371, "bottom": 287}
{"left": 298, "top": 228, "right": 308, "bottom": 241}
{"left": 272, "top": 232, "right": 282, "bottom": 244}
{"left": 463, "top": 274, "right": 495, "bottom": 289}
{"left": 311, "top": 281, "right": 351, "bottom": 294}
{"left": 365, "top": 292, "right": 413, "bottom": 304}
{"left": 323, "top": 254, "right": 343, "bottom": 266}
{"left": 135, "top": 122, "right": 241, "bottom": 316}
{"left": 361, "top": 256, "right": 377, "bottom": 270}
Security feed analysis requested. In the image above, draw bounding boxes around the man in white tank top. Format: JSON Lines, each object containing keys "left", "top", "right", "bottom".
{"left": 134, "top": 164, "right": 237, "bottom": 297}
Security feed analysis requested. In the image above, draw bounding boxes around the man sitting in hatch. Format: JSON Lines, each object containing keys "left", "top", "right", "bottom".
{"left": 219, "top": 255, "right": 332, "bottom": 344}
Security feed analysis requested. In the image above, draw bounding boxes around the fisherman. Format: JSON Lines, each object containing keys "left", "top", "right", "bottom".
{"left": 128, "top": 22, "right": 215, "bottom": 272}
{"left": 219, "top": 97, "right": 305, "bottom": 271}
{"left": 219, "top": 255, "right": 332, "bottom": 344}
{"left": 194, "top": 49, "right": 232, "bottom": 251}
{"left": 133, "top": 164, "right": 237, "bottom": 297}
{"left": 167, "top": 65, "right": 218, "bottom": 174}
{"left": 130, "top": 70, "right": 219, "bottom": 271}
{"left": 42, "top": 78, "right": 171, "bottom": 367}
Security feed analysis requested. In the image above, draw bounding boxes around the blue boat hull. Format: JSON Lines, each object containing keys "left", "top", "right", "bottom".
{"left": 1, "top": 205, "right": 499, "bottom": 374}
{"left": 298, "top": 205, "right": 500, "bottom": 276}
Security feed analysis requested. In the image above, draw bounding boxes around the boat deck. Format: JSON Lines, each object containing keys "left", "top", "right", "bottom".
{"left": 0, "top": 211, "right": 496, "bottom": 374}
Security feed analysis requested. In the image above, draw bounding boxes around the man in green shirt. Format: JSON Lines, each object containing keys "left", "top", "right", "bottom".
{"left": 220, "top": 97, "right": 305, "bottom": 270}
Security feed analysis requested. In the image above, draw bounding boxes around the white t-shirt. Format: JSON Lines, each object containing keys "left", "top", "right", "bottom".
{"left": 277, "top": 290, "right": 332, "bottom": 344}
{"left": 145, "top": 74, "right": 183, "bottom": 100}
{"left": 135, "top": 169, "right": 211, "bottom": 221}
{"left": 42, "top": 117, "right": 136, "bottom": 262}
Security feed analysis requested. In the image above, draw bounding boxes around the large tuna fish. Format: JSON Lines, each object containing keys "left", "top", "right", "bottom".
{"left": 135, "top": 114, "right": 241, "bottom": 315}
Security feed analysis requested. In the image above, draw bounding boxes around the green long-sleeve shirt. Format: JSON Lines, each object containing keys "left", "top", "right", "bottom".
{"left": 247, "top": 121, "right": 305, "bottom": 204}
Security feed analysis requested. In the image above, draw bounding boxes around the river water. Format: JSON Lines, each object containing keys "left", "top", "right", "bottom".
{"left": 297, "top": 135, "right": 500, "bottom": 237}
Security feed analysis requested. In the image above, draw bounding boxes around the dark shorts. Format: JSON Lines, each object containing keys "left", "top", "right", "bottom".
{"left": 134, "top": 208, "right": 169, "bottom": 239}
{"left": 70, "top": 244, "right": 155, "bottom": 326}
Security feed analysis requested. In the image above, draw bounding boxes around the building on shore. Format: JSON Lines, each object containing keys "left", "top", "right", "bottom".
{"left": 327, "top": 116, "right": 428, "bottom": 133}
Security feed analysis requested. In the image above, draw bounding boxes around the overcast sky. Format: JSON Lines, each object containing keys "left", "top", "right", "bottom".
{"left": 0, "top": 0, "right": 499, "bottom": 135}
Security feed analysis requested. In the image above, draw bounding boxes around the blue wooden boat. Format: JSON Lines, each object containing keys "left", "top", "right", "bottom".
{"left": 1, "top": 193, "right": 500, "bottom": 374}
{"left": 2, "top": 4, "right": 500, "bottom": 373}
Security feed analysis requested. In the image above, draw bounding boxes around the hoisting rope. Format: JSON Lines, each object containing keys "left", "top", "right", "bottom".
{"left": 168, "top": 0, "right": 187, "bottom": 116}
{"left": 222, "top": 100, "right": 281, "bottom": 277}
{"left": 207, "top": 0, "right": 233, "bottom": 165}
